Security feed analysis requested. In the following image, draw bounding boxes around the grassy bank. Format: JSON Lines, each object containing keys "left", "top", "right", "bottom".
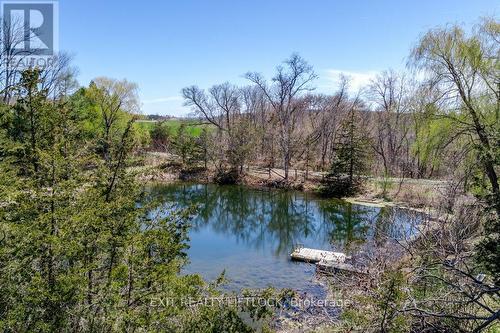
{"left": 135, "top": 119, "right": 210, "bottom": 137}
{"left": 139, "top": 152, "right": 450, "bottom": 212}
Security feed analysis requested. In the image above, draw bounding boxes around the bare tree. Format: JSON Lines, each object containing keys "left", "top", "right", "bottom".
{"left": 245, "top": 54, "right": 317, "bottom": 180}
{"left": 40, "top": 53, "right": 79, "bottom": 99}
{"left": 182, "top": 82, "right": 240, "bottom": 132}
{"left": 314, "top": 76, "right": 349, "bottom": 170}
{"left": 400, "top": 201, "right": 500, "bottom": 332}
{"left": 0, "top": 15, "right": 78, "bottom": 104}
{"left": 241, "top": 85, "right": 271, "bottom": 162}
{"left": 368, "top": 70, "right": 412, "bottom": 177}
{"left": 182, "top": 83, "right": 254, "bottom": 176}
{"left": 0, "top": 16, "right": 36, "bottom": 103}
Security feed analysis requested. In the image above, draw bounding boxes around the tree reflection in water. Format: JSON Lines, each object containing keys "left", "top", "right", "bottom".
{"left": 146, "top": 183, "right": 422, "bottom": 291}
{"left": 149, "top": 183, "right": 415, "bottom": 255}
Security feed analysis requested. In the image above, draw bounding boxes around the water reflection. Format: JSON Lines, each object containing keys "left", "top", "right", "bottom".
{"left": 149, "top": 183, "right": 419, "bottom": 292}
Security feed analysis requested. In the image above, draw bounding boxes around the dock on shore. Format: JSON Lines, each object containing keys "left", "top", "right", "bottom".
{"left": 316, "top": 259, "right": 368, "bottom": 275}
{"left": 290, "top": 246, "right": 367, "bottom": 275}
{"left": 290, "top": 247, "right": 347, "bottom": 263}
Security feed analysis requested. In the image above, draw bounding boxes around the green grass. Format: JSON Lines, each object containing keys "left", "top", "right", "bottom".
{"left": 135, "top": 119, "right": 211, "bottom": 137}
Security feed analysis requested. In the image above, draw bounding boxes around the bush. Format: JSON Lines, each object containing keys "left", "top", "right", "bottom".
{"left": 214, "top": 168, "right": 240, "bottom": 185}
{"left": 318, "top": 175, "right": 362, "bottom": 197}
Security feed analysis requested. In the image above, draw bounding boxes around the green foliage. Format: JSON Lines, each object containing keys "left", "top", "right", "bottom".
{"left": 172, "top": 123, "right": 204, "bottom": 166}
{"left": 67, "top": 87, "right": 102, "bottom": 140}
{"left": 8, "top": 68, "right": 50, "bottom": 175}
{"left": 376, "top": 172, "right": 394, "bottom": 200}
{"left": 320, "top": 109, "right": 371, "bottom": 197}
{"left": 412, "top": 108, "right": 456, "bottom": 177}
{"left": 149, "top": 120, "right": 171, "bottom": 151}
{"left": 226, "top": 119, "right": 255, "bottom": 172}
{"left": 0, "top": 70, "right": 264, "bottom": 332}
{"left": 338, "top": 268, "right": 409, "bottom": 333}
{"left": 143, "top": 120, "right": 211, "bottom": 166}
{"left": 137, "top": 119, "right": 210, "bottom": 138}
{"left": 476, "top": 214, "right": 500, "bottom": 282}
{"left": 374, "top": 270, "right": 409, "bottom": 332}
{"left": 131, "top": 121, "right": 151, "bottom": 149}
{"left": 411, "top": 17, "right": 500, "bottom": 282}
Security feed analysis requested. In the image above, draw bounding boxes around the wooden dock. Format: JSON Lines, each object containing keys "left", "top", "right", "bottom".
{"left": 317, "top": 259, "right": 368, "bottom": 275}
{"left": 290, "top": 247, "right": 347, "bottom": 263}
{"left": 290, "top": 246, "right": 367, "bottom": 275}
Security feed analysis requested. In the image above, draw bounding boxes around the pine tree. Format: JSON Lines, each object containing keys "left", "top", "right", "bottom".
{"left": 0, "top": 70, "right": 266, "bottom": 332}
{"left": 321, "top": 105, "right": 370, "bottom": 197}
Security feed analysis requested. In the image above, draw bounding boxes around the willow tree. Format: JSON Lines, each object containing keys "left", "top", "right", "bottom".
{"left": 410, "top": 18, "right": 500, "bottom": 215}
{"left": 410, "top": 17, "right": 500, "bottom": 313}
{"left": 87, "top": 77, "right": 140, "bottom": 164}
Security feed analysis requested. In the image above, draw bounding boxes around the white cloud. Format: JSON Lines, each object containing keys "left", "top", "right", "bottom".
{"left": 142, "top": 96, "right": 183, "bottom": 104}
{"left": 323, "top": 69, "right": 379, "bottom": 93}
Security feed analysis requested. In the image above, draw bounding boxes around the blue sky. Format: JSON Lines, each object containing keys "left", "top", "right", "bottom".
{"left": 60, "top": 0, "right": 498, "bottom": 116}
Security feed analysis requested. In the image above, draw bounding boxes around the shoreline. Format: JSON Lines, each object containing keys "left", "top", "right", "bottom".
{"left": 137, "top": 163, "right": 445, "bottom": 213}
{"left": 138, "top": 164, "right": 449, "bottom": 332}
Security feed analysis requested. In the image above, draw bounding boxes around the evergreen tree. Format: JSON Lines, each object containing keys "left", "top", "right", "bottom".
{"left": 150, "top": 121, "right": 170, "bottom": 151}
{"left": 173, "top": 123, "right": 191, "bottom": 165}
{"left": 321, "top": 105, "right": 370, "bottom": 197}
{"left": 172, "top": 123, "right": 204, "bottom": 167}
{"left": 0, "top": 69, "right": 272, "bottom": 332}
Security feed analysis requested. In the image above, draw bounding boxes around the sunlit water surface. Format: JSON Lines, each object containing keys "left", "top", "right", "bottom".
{"left": 150, "top": 183, "right": 419, "bottom": 296}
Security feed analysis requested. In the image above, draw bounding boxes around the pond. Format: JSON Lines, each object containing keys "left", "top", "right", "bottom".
{"left": 150, "top": 183, "right": 420, "bottom": 295}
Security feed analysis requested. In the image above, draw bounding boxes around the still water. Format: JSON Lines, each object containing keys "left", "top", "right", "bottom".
{"left": 151, "top": 183, "right": 419, "bottom": 294}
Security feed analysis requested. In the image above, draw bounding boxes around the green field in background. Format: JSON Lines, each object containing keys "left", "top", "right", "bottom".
{"left": 135, "top": 119, "right": 210, "bottom": 137}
